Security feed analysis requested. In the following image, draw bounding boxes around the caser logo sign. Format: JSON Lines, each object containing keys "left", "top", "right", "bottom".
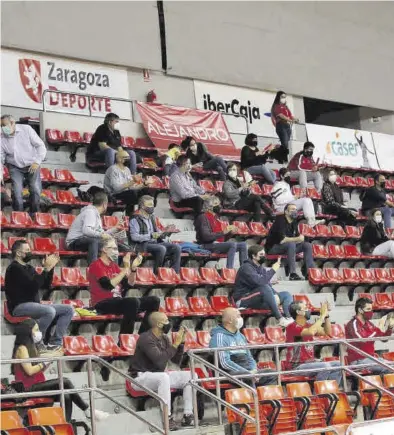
{"left": 19, "top": 59, "right": 43, "bottom": 103}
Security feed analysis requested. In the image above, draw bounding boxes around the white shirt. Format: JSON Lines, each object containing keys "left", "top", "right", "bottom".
{"left": 272, "top": 180, "right": 295, "bottom": 209}
{"left": 1, "top": 124, "right": 47, "bottom": 169}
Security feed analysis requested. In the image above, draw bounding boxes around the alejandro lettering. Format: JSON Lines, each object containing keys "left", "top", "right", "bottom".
{"left": 47, "top": 61, "right": 110, "bottom": 91}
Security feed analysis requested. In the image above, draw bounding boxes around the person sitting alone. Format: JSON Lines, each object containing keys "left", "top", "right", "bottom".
{"left": 233, "top": 245, "right": 294, "bottom": 328}
{"left": 360, "top": 208, "right": 394, "bottom": 258}
{"left": 129, "top": 312, "right": 194, "bottom": 431}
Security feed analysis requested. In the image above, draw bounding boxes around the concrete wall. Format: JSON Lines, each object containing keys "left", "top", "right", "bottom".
{"left": 358, "top": 108, "right": 394, "bottom": 135}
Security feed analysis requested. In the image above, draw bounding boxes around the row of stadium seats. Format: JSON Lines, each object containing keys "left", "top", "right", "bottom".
{"left": 309, "top": 267, "right": 394, "bottom": 286}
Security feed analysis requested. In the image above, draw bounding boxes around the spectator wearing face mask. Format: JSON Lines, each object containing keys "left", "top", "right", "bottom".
{"left": 286, "top": 301, "right": 343, "bottom": 385}
{"left": 169, "top": 155, "right": 209, "bottom": 214}
{"left": 194, "top": 196, "right": 247, "bottom": 269}
{"left": 181, "top": 136, "right": 227, "bottom": 180}
{"left": 265, "top": 203, "right": 316, "bottom": 280}
{"left": 233, "top": 245, "right": 294, "bottom": 328}
{"left": 345, "top": 297, "right": 394, "bottom": 374}
{"left": 240, "top": 133, "right": 276, "bottom": 185}
{"left": 272, "top": 168, "right": 324, "bottom": 227}
{"left": 288, "top": 142, "right": 323, "bottom": 192}
{"left": 223, "top": 163, "right": 274, "bottom": 221}
{"left": 209, "top": 308, "right": 277, "bottom": 385}
{"left": 86, "top": 113, "right": 137, "bottom": 173}
{"left": 129, "top": 195, "right": 182, "bottom": 273}
{"left": 88, "top": 239, "right": 160, "bottom": 337}
{"left": 360, "top": 208, "right": 394, "bottom": 258}
{"left": 271, "top": 91, "right": 298, "bottom": 158}
{"left": 361, "top": 174, "right": 394, "bottom": 228}
{"left": 321, "top": 169, "right": 358, "bottom": 226}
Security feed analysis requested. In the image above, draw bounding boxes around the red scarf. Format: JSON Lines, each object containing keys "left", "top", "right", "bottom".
{"left": 205, "top": 211, "right": 224, "bottom": 242}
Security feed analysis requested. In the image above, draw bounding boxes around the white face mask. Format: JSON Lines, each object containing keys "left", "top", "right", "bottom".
{"left": 113, "top": 122, "right": 120, "bottom": 130}
{"left": 280, "top": 97, "right": 286, "bottom": 104}
{"left": 329, "top": 174, "right": 337, "bottom": 183}
{"left": 228, "top": 170, "right": 238, "bottom": 179}
{"left": 32, "top": 331, "right": 43, "bottom": 344}
{"left": 374, "top": 215, "right": 383, "bottom": 224}
{"left": 235, "top": 317, "right": 244, "bottom": 330}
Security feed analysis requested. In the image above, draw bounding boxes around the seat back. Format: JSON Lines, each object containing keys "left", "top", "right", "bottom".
{"left": 63, "top": 336, "right": 92, "bottom": 354}
{"left": 54, "top": 169, "right": 76, "bottom": 182}
{"left": 225, "top": 388, "right": 255, "bottom": 424}
{"left": 196, "top": 331, "right": 211, "bottom": 347}
{"left": 383, "top": 374, "right": 394, "bottom": 389}
{"left": 200, "top": 268, "right": 222, "bottom": 283}
{"left": 210, "top": 295, "right": 233, "bottom": 312}
{"left": 35, "top": 212, "right": 56, "bottom": 227}
{"left": 180, "top": 267, "right": 201, "bottom": 283}
{"left": 157, "top": 267, "right": 180, "bottom": 283}
{"left": 328, "top": 245, "right": 345, "bottom": 258}
{"left": 57, "top": 213, "right": 76, "bottom": 228}
{"left": 188, "top": 296, "right": 212, "bottom": 314}
{"left": 119, "top": 334, "right": 139, "bottom": 353}
{"left": 1, "top": 410, "right": 26, "bottom": 431}
{"left": 330, "top": 225, "right": 346, "bottom": 238}
{"left": 312, "top": 244, "right": 329, "bottom": 258}
{"left": 220, "top": 268, "right": 236, "bottom": 283}
{"left": 243, "top": 328, "right": 266, "bottom": 344}
{"left": 286, "top": 382, "right": 313, "bottom": 398}
{"left": 28, "top": 406, "right": 67, "bottom": 425}
{"left": 61, "top": 268, "right": 83, "bottom": 285}
{"left": 11, "top": 211, "right": 33, "bottom": 227}
{"left": 345, "top": 226, "right": 362, "bottom": 239}
{"left": 136, "top": 268, "right": 157, "bottom": 284}
{"left": 249, "top": 222, "right": 267, "bottom": 236}
{"left": 33, "top": 237, "right": 57, "bottom": 253}
{"left": 56, "top": 190, "right": 78, "bottom": 204}
{"left": 329, "top": 323, "right": 345, "bottom": 339}
{"left": 343, "top": 244, "right": 361, "bottom": 257}
{"left": 165, "top": 297, "right": 189, "bottom": 315}
{"left": 92, "top": 335, "right": 119, "bottom": 353}
{"left": 265, "top": 326, "right": 285, "bottom": 344}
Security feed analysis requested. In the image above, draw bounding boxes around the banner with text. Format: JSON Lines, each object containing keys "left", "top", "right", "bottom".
{"left": 194, "top": 80, "right": 296, "bottom": 139}
{"left": 371, "top": 132, "right": 394, "bottom": 173}
{"left": 1, "top": 49, "right": 131, "bottom": 119}
{"left": 305, "top": 124, "right": 382, "bottom": 170}
{"left": 136, "top": 102, "right": 235, "bottom": 150}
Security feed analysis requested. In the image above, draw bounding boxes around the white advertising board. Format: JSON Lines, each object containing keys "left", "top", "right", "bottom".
{"left": 1, "top": 49, "right": 131, "bottom": 119}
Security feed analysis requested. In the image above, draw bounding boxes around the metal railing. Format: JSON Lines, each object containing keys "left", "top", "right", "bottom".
{"left": 188, "top": 335, "right": 394, "bottom": 432}
{"left": 1, "top": 354, "right": 169, "bottom": 435}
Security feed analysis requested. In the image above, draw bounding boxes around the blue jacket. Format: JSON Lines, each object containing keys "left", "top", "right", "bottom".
{"left": 233, "top": 260, "right": 276, "bottom": 302}
{"left": 209, "top": 325, "right": 256, "bottom": 373}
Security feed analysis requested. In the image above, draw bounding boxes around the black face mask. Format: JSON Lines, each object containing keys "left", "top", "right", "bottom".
{"left": 304, "top": 150, "right": 313, "bottom": 157}
{"left": 162, "top": 322, "right": 172, "bottom": 334}
{"left": 23, "top": 252, "right": 33, "bottom": 263}
{"left": 380, "top": 182, "right": 386, "bottom": 188}
{"left": 251, "top": 141, "right": 258, "bottom": 147}
{"left": 304, "top": 310, "right": 311, "bottom": 320}
{"left": 213, "top": 205, "right": 222, "bottom": 214}
{"left": 257, "top": 256, "right": 265, "bottom": 265}
{"left": 284, "top": 176, "right": 291, "bottom": 184}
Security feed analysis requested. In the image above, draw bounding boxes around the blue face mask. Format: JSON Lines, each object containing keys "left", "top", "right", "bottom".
{"left": 2, "top": 125, "right": 12, "bottom": 136}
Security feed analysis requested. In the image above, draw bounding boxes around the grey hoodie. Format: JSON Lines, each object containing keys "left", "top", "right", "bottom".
{"left": 65, "top": 205, "right": 105, "bottom": 246}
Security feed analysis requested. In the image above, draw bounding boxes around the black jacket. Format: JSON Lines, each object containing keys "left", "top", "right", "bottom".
{"left": 360, "top": 221, "right": 389, "bottom": 254}
{"left": 361, "top": 187, "right": 387, "bottom": 212}
{"left": 186, "top": 143, "right": 212, "bottom": 165}
{"left": 194, "top": 212, "right": 225, "bottom": 244}
{"left": 240, "top": 145, "right": 267, "bottom": 169}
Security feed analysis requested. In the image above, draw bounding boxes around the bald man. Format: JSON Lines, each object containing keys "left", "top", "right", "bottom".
{"left": 209, "top": 308, "right": 277, "bottom": 386}
{"left": 129, "top": 312, "right": 194, "bottom": 430}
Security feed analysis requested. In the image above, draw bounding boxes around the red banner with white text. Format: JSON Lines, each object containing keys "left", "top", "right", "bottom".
{"left": 136, "top": 102, "right": 235, "bottom": 151}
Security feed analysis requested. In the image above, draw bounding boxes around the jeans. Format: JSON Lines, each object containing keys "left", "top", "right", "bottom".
{"left": 13, "top": 302, "right": 74, "bottom": 346}
{"left": 294, "top": 361, "right": 343, "bottom": 386}
{"left": 235, "top": 194, "right": 273, "bottom": 221}
{"left": 238, "top": 285, "right": 292, "bottom": 319}
{"left": 353, "top": 357, "right": 394, "bottom": 375}
{"left": 291, "top": 170, "right": 323, "bottom": 192}
{"left": 8, "top": 164, "right": 42, "bottom": 212}
{"left": 67, "top": 236, "right": 100, "bottom": 265}
{"left": 89, "top": 148, "right": 137, "bottom": 174}
{"left": 381, "top": 206, "right": 394, "bottom": 229}
{"left": 202, "top": 241, "right": 247, "bottom": 269}
{"left": 276, "top": 122, "right": 292, "bottom": 149}
{"left": 203, "top": 157, "right": 227, "bottom": 180}
{"left": 372, "top": 241, "right": 394, "bottom": 259}
{"left": 246, "top": 165, "right": 276, "bottom": 185}
{"left": 95, "top": 296, "right": 160, "bottom": 335}
{"left": 275, "top": 197, "right": 316, "bottom": 223}
{"left": 29, "top": 378, "right": 88, "bottom": 422}
{"left": 134, "top": 371, "right": 193, "bottom": 416}
{"left": 137, "top": 242, "right": 182, "bottom": 273}
{"left": 268, "top": 242, "right": 315, "bottom": 275}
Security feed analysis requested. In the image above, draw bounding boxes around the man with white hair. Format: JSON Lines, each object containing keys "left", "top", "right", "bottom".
{"left": 129, "top": 312, "right": 194, "bottom": 431}
{"left": 209, "top": 307, "right": 277, "bottom": 386}
{"left": 1, "top": 114, "right": 46, "bottom": 212}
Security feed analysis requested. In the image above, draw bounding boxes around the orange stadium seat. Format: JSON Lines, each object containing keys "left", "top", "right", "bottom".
{"left": 0, "top": 410, "right": 31, "bottom": 435}
{"left": 28, "top": 406, "right": 76, "bottom": 435}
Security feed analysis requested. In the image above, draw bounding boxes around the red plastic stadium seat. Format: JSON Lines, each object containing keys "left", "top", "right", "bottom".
{"left": 34, "top": 212, "right": 56, "bottom": 229}
{"left": 374, "top": 268, "right": 393, "bottom": 284}
{"left": 63, "top": 336, "right": 97, "bottom": 356}
{"left": 261, "top": 184, "right": 273, "bottom": 196}
{"left": 328, "top": 245, "right": 345, "bottom": 258}
{"left": 330, "top": 225, "right": 346, "bottom": 238}
{"left": 342, "top": 268, "right": 361, "bottom": 284}
{"left": 345, "top": 226, "right": 362, "bottom": 239}
{"left": 324, "top": 268, "right": 344, "bottom": 284}
{"left": 92, "top": 335, "right": 129, "bottom": 357}
{"left": 293, "top": 295, "right": 320, "bottom": 313}
{"left": 135, "top": 268, "right": 157, "bottom": 286}
{"left": 312, "top": 244, "right": 329, "bottom": 258}
{"left": 248, "top": 222, "right": 268, "bottom": 237}
{"left": 33, "top": 237, "right": 57, "bottom": 254}
{"left": 250, "top": 183, "right": 263, "bottom": 196}
{"left": 215, "top": 181, "right": 224, "bottom": 193}
{"left": 188, "top": 296, "right": 215, "bottom": 316}
{"left": 56, "top": 190, "right": 82, "bottom": 205}
{"left": 156, "top": 267, "right": 180, "bottom": 285}
{"left": 0, "top": 409, "right": 31, "bottom": 434}
{"left": 57, "top": 213, "right": 76, "bottom": 229}
{"left": 180, "top": 267, "right": 201, "bottom": 285}
{"left": 147, "top": 176, "right": 165, "bottom": 190}
{"left": 172, "top": 331, "right": 201, "bottom": 351}
{"left": 0, "top": 240, "right": 10, "bottom": 255}
{"left": 343, "top": 244, "right": 361, "bottom": 258}
{"left": 119, "top": 334, "right": 139, "bottom": 354}
{"left": 307, "top": 187, "right": 321, "bottom": 200}
{"left": 374, "top": 293, "right": 394, "bottom": 310}
{"left": 265, "top": 326, "right": 286, "bottom": 344}
{"left": 329, "top": 324, "right": 346, "bottom": 340}
{"left": 61, "top": 268, "right": 88, "bottom": 287}
{"left": 243, "top": 327, "right": 266, "bottom": 344}
{"left": 102, "top": 215, "right": 124, "bottom": 230}
{"left": 3, "top": 301, "right": 30, "bottom": 324}
{"left": 165, "top": 297, "right": 190, "bottom": 317}
{"left": 198, "top": 180, "right": 216, "bottom": 193}
{"left": 83, "top": 132, "right": 93, "bottom": 144}
{"left": 10, "top": 211, "right": 34, "bottom": 229}
{"left": 121, "top": 136, "right": 136, "bottom": 149}
{"left": 196, "top": 331, "right": 211, "bottom": 348}
{"left": 135, "top": 137, "right": 153, "bottom": 149}
{"left": 299, "top": 223, "right": 316, "bottom": 238}
{"left": 64, "top": 130, "right": 83, "bottom": 143}
{"left": 40, "top": 167, "right": 55, "bottom": 182}
{"left": 210, "top": 295, "right": 234, "bottom": 312}
{"left": 355, "top": 177, "right": 369, "bottom": 188}
{"left": 315, "top": 225, "right": 332, "bottom": 238}
{"left": 359, "top": 269, "right": 377, "bottom": 284}
{"left": 343, "top": 176, "right": 356, "bottom": 187}
{"left": 309, "top": 268, "right": 328, "bottom": 285}
{"left": 200, "top": 268, "right": 223, "bottom": 285}
{"left": 46, "top": 128, "right": 64, "bottom": 144}
{"left": 232, "top": 221, "right": 251, "bottom": 235}
{"left": 55, "top": 169, "right": 87, "bottom": 185}
{"left": 0, "top": 211, "right": 9, "bottom": 226}
{"left": 41, "top": 189, "right": 57, "bottom": 202}
{"left": 220, "top": 268, "right": 237, "bottom": 285}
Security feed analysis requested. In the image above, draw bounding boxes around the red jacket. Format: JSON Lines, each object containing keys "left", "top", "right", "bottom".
{"left": 288, "top": 151, "right": 316, "bottom": 171}
{"left": 345, "top": 316, "right": 393, "bottom": 363}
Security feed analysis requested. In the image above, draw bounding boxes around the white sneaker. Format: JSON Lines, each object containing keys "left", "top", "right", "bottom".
{"left": 308, "top": 219, "right": 325, "bottom": 228}
{"left": 94, "top": 410, "right": 110, "bottom": 421}
{"left": 279, "top": 317, "right": 294, "bottom": 328}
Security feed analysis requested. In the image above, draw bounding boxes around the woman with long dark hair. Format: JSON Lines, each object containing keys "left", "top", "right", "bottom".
{"left": 271, "top": 91, "right": 298, "bottom": 159}
{"left": 12, "top": 319, "right": 109, "bottom": 422}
